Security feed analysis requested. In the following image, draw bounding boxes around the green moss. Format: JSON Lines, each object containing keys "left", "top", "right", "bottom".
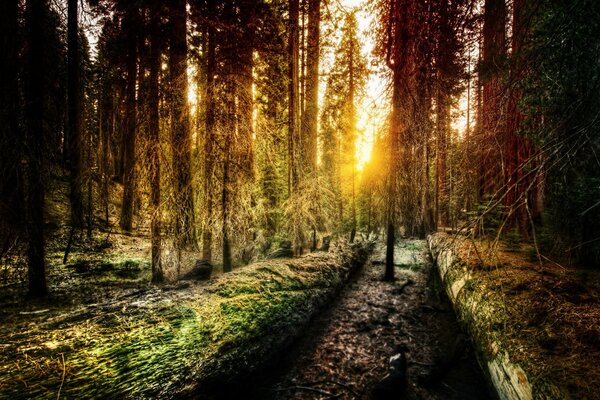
{"left": 0, "top": 243, "right": 371, "bottom": 399}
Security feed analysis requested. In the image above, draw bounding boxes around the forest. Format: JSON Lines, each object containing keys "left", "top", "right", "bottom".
{"left": 0, "top": 0, "right": 599, "bottom": 399}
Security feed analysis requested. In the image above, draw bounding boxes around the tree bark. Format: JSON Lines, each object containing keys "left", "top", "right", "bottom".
{"left": 169, "top": 0, "right": 196, "bottom": 248}
{"left": 288, "top": 0, "right": 300, "bottom": 194}
{"left": 149, "top": 6, "right": 163, "bottom": 283}
{"left": 238, "top": 0, "right": 256, "bottom": 178}
{"left": 480, "top": 0, "right": 506, "bottom": 199}
{"left": 202, "top": 5, "right": 216, "bottom": 263}
{"left": 301, "top": 0, "right": 320, "bottom": 174}
{"left": 120, "top": 4, "right": 137, "bottom": 232}
{"left": 68, "top": 0, "right": 83, "bottom": 229}
{"left": 25, "top": 0, "right": 48, "bottom": 296}
{"left": 0, "top": 0, "right": 23, "bottom": 240}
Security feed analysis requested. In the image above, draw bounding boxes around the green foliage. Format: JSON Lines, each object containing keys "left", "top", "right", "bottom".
{"left": 282, "top": 176, "right": 337, "bottom": 251}
{"left": 503, "top": 229, "right": 521, "bottom": 252}
{"left": 468, "top": 195, "right": 508, "bottom": 237}
{"left": 520, "top": 0, "right": 600, "bottom": 266}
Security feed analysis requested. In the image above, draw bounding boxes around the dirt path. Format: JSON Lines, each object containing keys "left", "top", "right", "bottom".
{"left": 244, "top": 239, "right": 493, "bottom": 400}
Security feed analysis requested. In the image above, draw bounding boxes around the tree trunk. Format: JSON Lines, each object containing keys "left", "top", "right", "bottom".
{"left": 25, "top": 0, "right": 48, "bottom": 297}
{"left": 202, "top": 6, "right": 216, "bottom": 263}
{"left": 301, "top": 0, "right": 320, "bottom": 174}
{"left": 120, "top": 4, "right": 137, "bottom": 232}
{"left": 385, "top": 221, "right": 395, "bottom": 281}
{"left": 480, "top": 0, "right": 506, "bottom": 199}
{"left": 67, "top": 0, "right": 83, "bottom": 229}
{"left": 222, "top": 160, "right": 232, "bottom": 273}
{"left": 505, "top": 0, "right": 533, "bottom": 238}
{"left": 435, "top": 87, "right": 449, "bottom": 229}
{"left": 149, "top": 7, "right": 163, "bottom": 283}
{"left": 238, "top": 0, "right": 255, "bottom": 178}
{"left": 170, "top": 0, "right": 195, "bottom": 248}
{"left": 288, "top": 0, "right": 300, "bottom": 194}
{"left": 0, "top": 0, "right": 23, "bottom": 241}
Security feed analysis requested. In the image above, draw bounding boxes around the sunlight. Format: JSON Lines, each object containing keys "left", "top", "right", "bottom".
{"left": 355, "top": 123, "right": 374, "bottom": 171}
{"left": 187, "top": 63, "right": 197, "bottom": 116}
{"left": 339, "top": 0, "right": 386, "bottom": 173}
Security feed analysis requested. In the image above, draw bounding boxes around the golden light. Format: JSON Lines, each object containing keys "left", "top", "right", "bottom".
{"left": 187, "top": 63, "right": 197, "bottom": 116}
{"left": 355, "top": 116, "right": 374, "bottom": 172}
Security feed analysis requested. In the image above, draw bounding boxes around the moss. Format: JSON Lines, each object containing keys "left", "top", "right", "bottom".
{"left": 0, "top": 242, "right": 371, "bottom": 399}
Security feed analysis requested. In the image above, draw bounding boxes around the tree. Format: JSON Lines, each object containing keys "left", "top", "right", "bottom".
{"left": 300, "top": 0, "right": 320, "bottom": 174}
{"left": 24, "top": 0, "right": 48, "bottom": 296}
{"left": 520, "top": 0, "right": 600, "bottom": 266}
{"left": 0, "top": 0, "right": 23, "bottom": 260}
{"left": 288, "top": 0, "right": 300, "bottom": 195}
{"left": 68, "top": 0, "right": 84, "bottom": 229}
{"left": 169, "top": 0, "right": 196, "bottom": 248}
{"left": 479, "top": 0, "right": 506, "bottom": 200}
{"left": 201, "top": 0, "right": 217, "bottom": 263}
{"left": 149, "top": 0, "right": 163, "bottom": 282}
{"left": 120, "top": 2, "right": 138, "bottom": 232}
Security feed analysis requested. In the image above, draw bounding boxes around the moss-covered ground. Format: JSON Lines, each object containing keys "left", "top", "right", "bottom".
{"left": 0, "top": 242, "right": 371, "bottom": 399}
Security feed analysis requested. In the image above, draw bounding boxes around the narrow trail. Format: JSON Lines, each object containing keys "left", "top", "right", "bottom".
{"left": 245, "top": 239, "right": 492, "bottom": 400}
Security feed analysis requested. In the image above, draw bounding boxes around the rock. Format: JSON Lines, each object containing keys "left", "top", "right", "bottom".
{"left": 369, "top": 351, "right": 408, "bottom": 399}
{"left": 182, "top": 260, "right": 213, "bottom": 281}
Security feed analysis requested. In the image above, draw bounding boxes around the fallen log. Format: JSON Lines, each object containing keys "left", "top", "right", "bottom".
{"left": 0, "top": 241, "right": 373, "bottom": 399}
{"left": 428, "top": 232, "right": 596, "bottom": 400}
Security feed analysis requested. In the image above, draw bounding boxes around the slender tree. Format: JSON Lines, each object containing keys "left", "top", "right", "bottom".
{"left": 202, "top": 1, "right": 217, "bottom": 263}
{"left": 301, "top": 0, "right": 320, "bottom": 174}
{"left": 149, "top": 1, "right": 163, "bottom": 282}
{"left": 288, "top": 0, "right": 300, "bottom": 195}
{"left": 68, "top": 0, "right": 83, "bottom": 229}
{"left": 120, "top": 3, "right": 138, "bottom": 232}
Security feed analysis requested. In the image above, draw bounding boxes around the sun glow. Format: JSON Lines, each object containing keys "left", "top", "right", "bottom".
{"left": 355, "top": 123, "right": 374, "bottom": 171}
{"left": 346, "top": 0, "right": 387, "bottom": 173}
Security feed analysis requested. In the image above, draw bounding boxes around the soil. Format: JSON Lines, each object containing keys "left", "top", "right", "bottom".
{"left": 238, "top": 240, "right": 493, "bottom": 400}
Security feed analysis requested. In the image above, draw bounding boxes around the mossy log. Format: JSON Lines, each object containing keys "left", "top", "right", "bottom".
{"left": 0, "top": 241, "right": 372, "bottom": 399}
{"left": 428, "top": 233, "right": 569, "bottom": 400}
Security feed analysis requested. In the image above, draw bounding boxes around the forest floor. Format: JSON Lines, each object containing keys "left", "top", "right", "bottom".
{"left": 242, "top": 240, "right": 493, "bottom": 400}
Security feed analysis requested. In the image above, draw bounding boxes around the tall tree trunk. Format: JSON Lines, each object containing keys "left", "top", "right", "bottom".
{"left": 0, "top": 0, "right": 23, "bottom": 243}
{"left": 480, "top": 0, "right": 506, "bottom": 199}
{"left": 239, "top": 0, "right": 255, "bottom": 178}
{"left": 120, "top": 4, "right": 137, "bottom": 232}
{"left": 435, "top": 87, "right": 449, "bottom": 229}
{"left": 434, "top": 0, "right": 450, "bottom": 230}
{"left": 25, "top": 0, "right": 48, "bottom": 297}
{"left": 288, "top": 0, "right": 300, "bottom": 194}
{"left": 68, "top": 0, "right": 83, "bottom": 229}
{"left": 222, "top": 160, "right": 232, "bottom": 272}
{"left": 99, "top": 86, "right": 112, "bottom": 227}
{"left": 348, "top": 29, "right": 357, "bottom": 242}
{"left": 149, "top": 7, "right": 163, "bottom": 283}
{"left": 301, "top": 0, "right": 320, "bottom": 174}
{"left": 170, "top": 0, "right": 195, "bottom": 248}
{"left": 506, "top": 0, "right": 533, "bottom": 238}
{"left": 202, "top": 6, "right": 216, "bottom": 263}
